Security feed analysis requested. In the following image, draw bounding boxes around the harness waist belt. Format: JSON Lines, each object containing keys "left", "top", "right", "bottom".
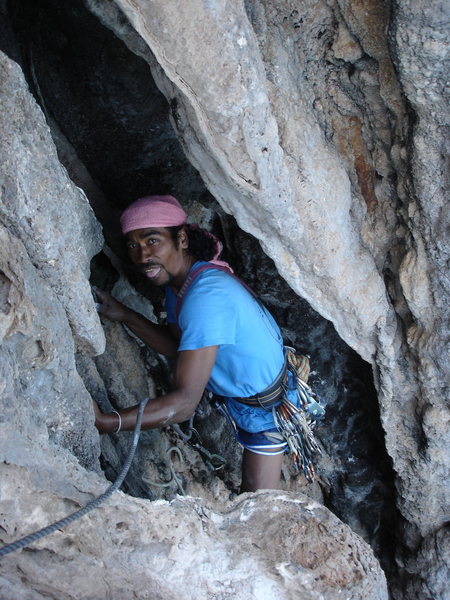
{"left": 233, "top": 361, "right": 288, "bottom": 409}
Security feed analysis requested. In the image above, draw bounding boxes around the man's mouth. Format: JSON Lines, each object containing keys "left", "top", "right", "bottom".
{"left": 141, "top": 264, "right": 162, "bottom": 280}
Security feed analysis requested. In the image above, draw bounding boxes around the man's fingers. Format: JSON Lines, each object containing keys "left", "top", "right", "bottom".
{"left": 92, "top": 286, "right": 107, "bottom": 301}
{"left": 92, "top": 287, "right": 114, "bottom": 313}
{"left": 92, "top": 288, "right": 126, "bottom": 322}
{"left": 92, "top": 287, "right": 107, "bottom": 314}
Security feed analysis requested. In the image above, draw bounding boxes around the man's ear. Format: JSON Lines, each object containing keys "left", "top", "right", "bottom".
{"left": 178, "top": 226, "right": 189, "bottom": 250}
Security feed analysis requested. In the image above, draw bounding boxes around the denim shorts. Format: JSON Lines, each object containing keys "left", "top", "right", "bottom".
{"left": 235, "top": 426, "right": 287, "bottom": 456}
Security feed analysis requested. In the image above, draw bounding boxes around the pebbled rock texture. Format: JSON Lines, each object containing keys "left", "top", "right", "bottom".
{"left": 0, "top": 458, "right": 388, "bottom": 600}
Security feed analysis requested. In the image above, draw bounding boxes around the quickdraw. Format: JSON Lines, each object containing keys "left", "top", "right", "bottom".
{"left": 271, "top": 348, "right": 325, "bottom": 482}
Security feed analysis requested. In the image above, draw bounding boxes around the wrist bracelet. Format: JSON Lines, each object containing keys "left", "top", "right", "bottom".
{"left": 111, "top": 409, "right": 122, "bottom": 433}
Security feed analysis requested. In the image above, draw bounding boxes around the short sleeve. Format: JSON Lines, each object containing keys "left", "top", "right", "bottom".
{"left": 177, "top": 272, "right": 238, "bottom": 350}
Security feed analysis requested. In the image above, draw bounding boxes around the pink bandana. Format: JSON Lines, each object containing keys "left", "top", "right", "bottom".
{"left": 120, "top": 195, "right": 187, "bottom": 233}
{"left": 120, "top": 195, "right": 233, "bottom": 273}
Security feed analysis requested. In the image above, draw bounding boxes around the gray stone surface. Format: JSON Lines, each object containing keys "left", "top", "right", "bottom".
{"left": 0, "top": 50, "right": 105, "bottom": 355}
{"left": 0, "top": 459, "right": 388, "bottom": 600}
{"left": 0, "top": 51, "right": 103, "bottom": 469}
{"left": 0, "top": 45, "right": 387, "bottom": 599}
{"left": 87, "top": 0, "right": 449, "bottom": 583}
{"left": 107, "top": 0, "right": 391, "bottom": 362}
{"left": 0, "top": 224, "right": 99, "bottom": 471}
{"left": 93, "top": 0, "right": 448, "bottom": 592}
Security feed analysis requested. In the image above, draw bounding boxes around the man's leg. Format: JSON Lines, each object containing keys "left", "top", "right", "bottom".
{"left": 240, "top": 449, "right": 283, "bottom": 493}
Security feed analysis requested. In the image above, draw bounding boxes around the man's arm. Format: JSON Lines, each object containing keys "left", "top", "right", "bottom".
{"left": 94, "top": 345, "right": 218, "bottom": 433}
{"left": 94, "top": 287, "right": 179, "bottom": 356}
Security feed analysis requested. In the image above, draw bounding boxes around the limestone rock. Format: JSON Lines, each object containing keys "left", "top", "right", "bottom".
{"left": 105, "top": 0, "right": 392, "bottom": 363}
{"left": 0, "top": 1, "right": 449, "bottom": 599}
{"left": 90, "top": 0, "right": 449, "bottom": 590}
{"left": 0, "top": 51, "right": 103, "bottom": 467}
{"left": 0, "top": 223, "right": 100, "bottom": 471}
{"left": 0, "top": 51, "right": 105, "bottom": 355}
{"left": 0, "top": 459, "right": 388, "bottom": 600}
{"left": 0, "top": 41, "right": 388, "bottom": 599}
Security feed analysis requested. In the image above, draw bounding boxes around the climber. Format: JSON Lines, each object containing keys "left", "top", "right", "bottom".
{"left": 93, "top": 195, "right": 303, "bottom": 493}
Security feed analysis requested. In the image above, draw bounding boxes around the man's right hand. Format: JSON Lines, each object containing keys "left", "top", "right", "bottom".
{"left": 93, "top": 286, "right": 179, "bottom": 357}
{"left": 93, "top": 287, "right": 128, "bottom": 322}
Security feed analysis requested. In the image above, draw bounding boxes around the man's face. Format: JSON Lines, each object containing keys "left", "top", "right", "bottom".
{"left": 125, "top": 227, "right": 189, "bottom": 287}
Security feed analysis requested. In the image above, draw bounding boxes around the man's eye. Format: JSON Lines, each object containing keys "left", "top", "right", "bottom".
{"left": 148, "top": 239, "right": 158, "bottom": 245}
{"left": 127, "top": 243, "right": 138, "bottom": 249}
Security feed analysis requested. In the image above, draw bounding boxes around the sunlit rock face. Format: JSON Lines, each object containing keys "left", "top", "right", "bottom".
{"left": 0, "top": 0, "right": 448, "bottom": 598}
{"left": 1, "top": 453, "right": 389, "bottom": 600}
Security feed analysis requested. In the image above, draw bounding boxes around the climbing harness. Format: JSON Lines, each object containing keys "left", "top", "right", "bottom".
{"left": 0, "top": 396, "right": 149, "bottom": 558}
{"left": 232, "top": 360, "right": 289, "bottom": 409}
{"left": 215, "top": 351, "right": 325, "bottom": 483}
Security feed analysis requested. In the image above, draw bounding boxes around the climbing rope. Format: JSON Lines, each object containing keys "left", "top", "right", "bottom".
{"left": 142, "top": 446, "right": 186, "bottom": 496}
{"left": 170, "top": 416, "right": 195, "bottom": 442}
{"left": 0, "top": 396, "right": 149, "bottom": 559}
{"left": 172, "top": 419, "right": 227, "bottom": 471}
{"left": 142, "top": 422, "right": 227, "bottom": 496}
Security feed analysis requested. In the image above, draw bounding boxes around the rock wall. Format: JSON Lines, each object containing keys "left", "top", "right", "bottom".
{"left": 1, "top": 454, "right": 388, "bottom": 600}
{"left": 87, "top": 0, "right": 448, "bottom": 594}
{"left": 0, "top": 53, "right": 103, "bottom": 469}
{"left": 0, "top": 0, "right": 448, "bottom": 598}
{"left": 0, "top": 36, "right": 389, "bottom": 600}
{"left": 95, "top": 0, "right": 448, "bottom": 596}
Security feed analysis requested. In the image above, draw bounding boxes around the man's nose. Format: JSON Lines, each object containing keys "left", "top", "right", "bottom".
{"left": 138, "top": 244, "right": 153, "bottom": 262}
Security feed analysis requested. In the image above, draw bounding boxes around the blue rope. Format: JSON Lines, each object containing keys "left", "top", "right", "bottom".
{"left": 0, "top": 397, "right": 149, "bottom": 558}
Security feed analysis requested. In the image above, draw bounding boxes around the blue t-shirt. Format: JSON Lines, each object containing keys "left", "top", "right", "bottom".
{"left": 165, "top": 262, "right": 287, "bottom": 432}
